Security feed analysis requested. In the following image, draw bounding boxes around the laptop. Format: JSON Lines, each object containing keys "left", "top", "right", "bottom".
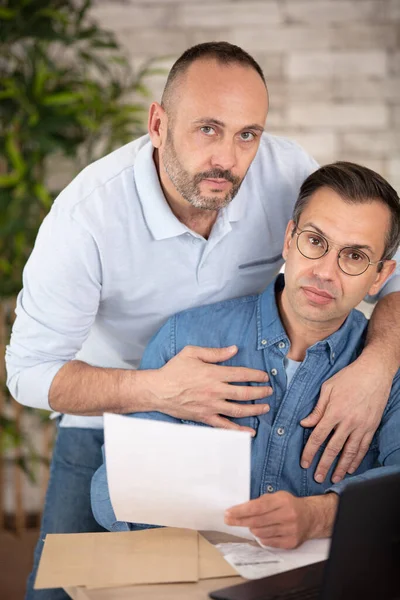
{"left": 210, "top": 471, "right": 400, "bottom": 600}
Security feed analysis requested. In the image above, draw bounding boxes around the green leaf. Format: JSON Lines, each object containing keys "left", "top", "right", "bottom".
{"left": 133, "top": 83, "right": 151, "bottom": 98}
{"left": 0, "top": 0, "right": 150, "bottom": 304}
{"left": 36, "top": 8, "right": 69, "bottom": 25}
{"left": 0, "top": 172, "right": 22, "bottom": 187}
{"left": 5, "top": 134, "right": 27, "bottom": 175}
{"left": 33, "top": 182, "right": 52, "bottom": 208}
{"left": 0, "top": 8, "right": 17, "bottom": 19}
{"left": 42, "top": 92, "right": 83, "bottom": 106}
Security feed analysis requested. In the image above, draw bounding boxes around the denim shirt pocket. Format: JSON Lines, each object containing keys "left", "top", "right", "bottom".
{"left": 302, "top": 427, "right": 379, "bottom": 496}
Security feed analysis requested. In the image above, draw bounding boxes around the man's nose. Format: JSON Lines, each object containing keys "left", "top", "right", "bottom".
{"left": 312, "top": 248, "right": 339, "bottom": 280}
{"left": 211, "top": 139, "right": 237, "bottom": 171}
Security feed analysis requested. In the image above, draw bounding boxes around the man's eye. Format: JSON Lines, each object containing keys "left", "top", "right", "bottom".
{"left": 347, "top": 251, "right": 363, "bottom": 262}
{"left": 240, "top": 132, "right": 255, "bottom": 141}
{"left": 200, "top": 126, "right": 216, "bottom": 136}
{"left": 308, "top": 236, "right": 323, "bottom": 246}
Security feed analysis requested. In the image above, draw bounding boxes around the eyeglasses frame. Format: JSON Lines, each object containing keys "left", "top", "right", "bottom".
{"left": 294, "top": 226, "right": 385, "bottom": 277}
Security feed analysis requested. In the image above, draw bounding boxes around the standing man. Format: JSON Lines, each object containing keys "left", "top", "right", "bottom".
{"left": 5, "top": 43, "right": 400, "bottom": 600}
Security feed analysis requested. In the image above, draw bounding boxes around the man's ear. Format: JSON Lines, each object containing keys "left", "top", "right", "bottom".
{"left": 367, "top": 259, "right": 396, "bottom": 296}
{"left": 282, "top": 220, "right": 296, "bottom": 260}
{"left": 148, "top": 102, "right": 167, "bottom": 148}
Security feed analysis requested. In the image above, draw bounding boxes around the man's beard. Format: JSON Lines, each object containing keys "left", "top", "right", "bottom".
{"left": 162, "top": 130, "right": 243, "bottom": 211}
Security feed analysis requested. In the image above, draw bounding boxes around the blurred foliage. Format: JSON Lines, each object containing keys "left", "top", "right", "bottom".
{"left": 0, "top": 0, "right": 156, "bottom": 298}
{"left": 0, "top": 0, "right": 160, "bottom": 484}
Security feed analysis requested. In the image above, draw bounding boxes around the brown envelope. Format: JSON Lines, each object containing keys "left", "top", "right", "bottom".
{"left": 198, "top": 534, "right": 237, "bottom": 579}
{"left": 34, "top": 527, "right": 237, "bottom": 590}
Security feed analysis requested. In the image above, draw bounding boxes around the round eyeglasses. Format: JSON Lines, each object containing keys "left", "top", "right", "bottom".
{"left": 295, "top": 228, "right": 384, "bottom": 276}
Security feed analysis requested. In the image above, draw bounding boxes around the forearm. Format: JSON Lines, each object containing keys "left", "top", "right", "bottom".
{"left": 49, "top": 360, "right": 161, "bottom": 415}
{"left": 303, "top": 493, "right": 339, "bottom": 539}
{"left": 364, "top": 292, "right": 400, "bottom": 376}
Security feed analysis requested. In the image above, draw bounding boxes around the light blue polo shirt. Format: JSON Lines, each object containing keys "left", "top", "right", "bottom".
{"left": 6, "top": 133, "right": 399, "bottom": 428}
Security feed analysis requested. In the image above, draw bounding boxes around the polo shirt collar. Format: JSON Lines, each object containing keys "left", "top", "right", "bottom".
{"left": 225, "top": 181, "right": 247, "bottom": 222}
{"left": 134, "top": 140, "right": 188, "bottom": 240}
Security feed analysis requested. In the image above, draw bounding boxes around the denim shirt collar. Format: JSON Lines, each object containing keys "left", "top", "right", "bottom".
{"left": 257, "top": 274, "right": 364, "bottom": 365}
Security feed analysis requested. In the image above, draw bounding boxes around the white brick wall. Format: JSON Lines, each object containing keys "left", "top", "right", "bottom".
{"left": 286, "top": 52, "right": 388, "bottom": 79}
{"left": 288, "top": 103, "right": 389, "bottom": 129}
{"left": 92, "top": 0, "right": 400, "bottom": 192}
{"left": 177, "top": 2, "right": 282, "bottom": 28}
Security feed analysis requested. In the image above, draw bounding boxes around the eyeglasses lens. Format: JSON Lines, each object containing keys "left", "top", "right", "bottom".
{"left": 297, "top": 231, "right": 369, "bottom": 275}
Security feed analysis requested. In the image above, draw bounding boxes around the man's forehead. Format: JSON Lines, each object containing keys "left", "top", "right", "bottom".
{"left": 170, "top": 61, "right": 266, "bottom": 127}
{"left": 298, "top": 188, "right": 389, "bottom": 254}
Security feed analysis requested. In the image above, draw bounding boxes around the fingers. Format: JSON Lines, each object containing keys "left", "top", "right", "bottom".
{"left": 345, "top": 431, "right": 374, "bottom": 476}
{"left": 252, "top": 535, "right": 291, "bottom": 549}
{"left": 224, "top": 384, "right": 272, "bottom": 403}
{"left": 219, "top": 399, "right": 270, "bottom": 419}
{"left": 250, "top": 523, "right": 291, "bottom": 539}
{"left": 300, "top": 395, "right": 329, "bottom": 428}
{"left": 329, "top": 433, "right": 367, "bottom": 482}
{"left": 224, "top": 493, "right": 302, "bottom": 549}
{"left": 185, "top": 346, "right": 270, "bottom": 384}
{"left": 218, "top": 366, "right": 269, "bottom": 384}
{"left": 183, "top": 346, "right": 269, "bottom": 383}
{"left": 186, "top": 345, "right": 239, "bottom": 363}
{"left": 312, "top": 423, "right": 351, "bottom": 483}
{"left": 227, "top": 511, "right": 281, "bottom": 529}
{"left": 207, "top": 415, "right": 256, "bottom": 435}
{"left": 225, "top": 498, "right": 265, "bottom": 521}
{"left": 301, "top": 419, "right": 336, "bottom": 469}
{"left": 225, "top": 493, "right": 284, "bottom": 522}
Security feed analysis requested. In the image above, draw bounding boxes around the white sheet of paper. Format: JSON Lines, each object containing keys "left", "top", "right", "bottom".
{"left": 104, "top": 413, "right": 253, "bottom": 539}
{"left": 216, "top": 538, "right": 330, "bottom": 579}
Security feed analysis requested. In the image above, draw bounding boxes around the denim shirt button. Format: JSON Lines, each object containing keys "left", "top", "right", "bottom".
{"left": 278, "top": 341, "right": 285, "bottom": 349}
{"left": 261, "top": 339, "right": 267, "bottom": 345}
{"left": 271, "top": 368, "right": 278, "bottom": 376}
{"left": 267, "top": 485, "right": 274, "bottom": 493}
{"left": 277, "top": 427, "right": 285, "bottom": 436}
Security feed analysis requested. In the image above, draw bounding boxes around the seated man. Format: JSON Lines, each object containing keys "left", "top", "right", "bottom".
{"left": 91, "top": 161, "right": 400, "bottom": 548}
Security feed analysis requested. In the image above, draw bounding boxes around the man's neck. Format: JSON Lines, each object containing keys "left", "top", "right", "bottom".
{"left": 277, "top": 288, "right": 346, "bottom": 362}
{"left": 153, "top": 149, "right": 217, "bottom": 239}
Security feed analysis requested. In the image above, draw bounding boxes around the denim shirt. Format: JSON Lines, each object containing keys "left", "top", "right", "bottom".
{"left": 91, "top": 275, "right": 400, "bottom": 531}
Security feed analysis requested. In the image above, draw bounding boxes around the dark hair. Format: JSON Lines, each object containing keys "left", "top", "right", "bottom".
{"left": 292, "top": 161, "right": 400, "bottom": 261}
{"left": 161, "top": 41, "right": 267, "bottom": 111}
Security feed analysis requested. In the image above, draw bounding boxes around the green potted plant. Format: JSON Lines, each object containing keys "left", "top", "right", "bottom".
{"left": 0, "top": 0, "right": 155, "bottom": 527}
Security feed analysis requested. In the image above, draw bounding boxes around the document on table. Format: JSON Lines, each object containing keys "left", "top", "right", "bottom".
{"left": 215, "top": 538, "right": 330, "bottom": 579}
{"left": 104, "top": 413, "right": 253, "bottom": 539}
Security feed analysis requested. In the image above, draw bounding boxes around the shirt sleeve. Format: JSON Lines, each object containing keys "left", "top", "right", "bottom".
{"left": 5, "top": 205, "right": 102, "bottom": 410}
{"left": 326, "top": 372, "right": 400, "bottom": 495}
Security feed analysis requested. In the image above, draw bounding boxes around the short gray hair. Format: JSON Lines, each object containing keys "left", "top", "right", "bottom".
{"left": 161, "top": 42, "right": 267, "bottom": 114}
